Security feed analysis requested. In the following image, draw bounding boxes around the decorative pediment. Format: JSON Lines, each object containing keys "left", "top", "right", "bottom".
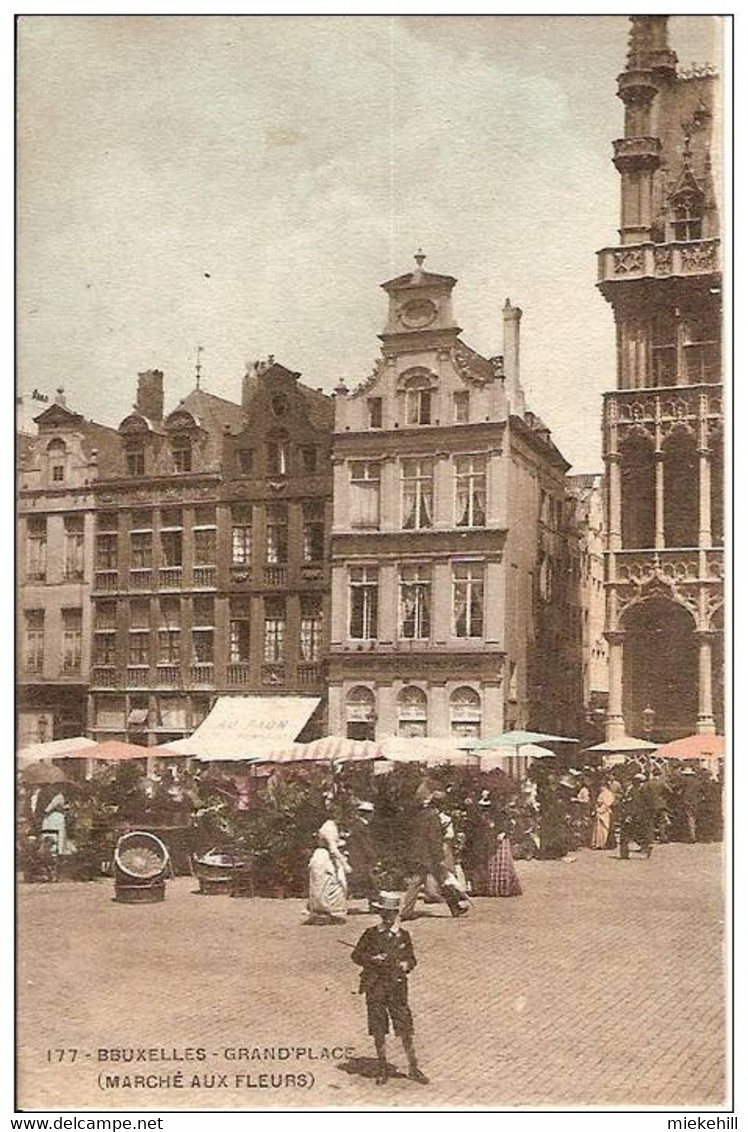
{"left": 164, "top": 408, "right": 200, "bottom": 432}
{"left": 34, "top": 403, "right": 83, "bottom": 430}
{"left": 396, "top": 366, "right": 438, "bottom": 392}
{"left": 118, "top": 412, "right": 151, "bottom": 436}
{"left": 668, "top": 163, "right": 704, "bottom": 205}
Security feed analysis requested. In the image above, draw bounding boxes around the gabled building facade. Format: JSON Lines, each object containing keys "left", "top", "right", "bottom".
{"left": 328, "top": 254, "right": 579, "bottom": 744}
{"left": 17, "top": 391, "right": 120, "bottom": 746}
{"left": 88, "top": 365, "right": 333, "bottom": 747}
{"left": 597, "top": 17, "right": 723, "bottom": 743}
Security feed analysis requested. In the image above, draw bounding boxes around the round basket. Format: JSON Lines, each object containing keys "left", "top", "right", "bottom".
{"left": 114, "top": 832, "right": 169, "bottom": 902}
{"left": 194, "top": 850, "right": 244, "bottom": 896}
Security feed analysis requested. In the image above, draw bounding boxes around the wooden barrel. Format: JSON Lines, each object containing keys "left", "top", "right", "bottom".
{"left": 194, "top": 849, "right": 244, "bottom": 895}
{"left": 114, "top": 831, "right": 169, "bottom": 904}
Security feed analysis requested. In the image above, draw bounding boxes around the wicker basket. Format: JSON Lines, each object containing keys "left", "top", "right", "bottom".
{"left": 114, "top": 831, "right": 169, "bottom": 904}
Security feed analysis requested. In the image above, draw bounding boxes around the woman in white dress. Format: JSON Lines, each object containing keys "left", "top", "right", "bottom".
{"left": 307, "top": 817, "right": 351, "bottom": 923}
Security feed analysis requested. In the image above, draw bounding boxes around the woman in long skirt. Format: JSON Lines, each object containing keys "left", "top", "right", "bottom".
{"left": 307, "top": 818, "right": 350, "bottom": 923}
{"left": 487, "top": 831, "right": 523, "bottom": 897}
{"left": 592, "top": 781, "right": 616, "bottom": 849}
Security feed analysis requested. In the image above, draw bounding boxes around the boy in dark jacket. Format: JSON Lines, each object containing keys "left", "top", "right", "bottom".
{"left": 351, "top": 892, "right": 429, "bottom": 1086}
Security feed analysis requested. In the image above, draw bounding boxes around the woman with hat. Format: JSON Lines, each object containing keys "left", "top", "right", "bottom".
{"left": 469, "top": 794, "right": 523, "bottom": 898}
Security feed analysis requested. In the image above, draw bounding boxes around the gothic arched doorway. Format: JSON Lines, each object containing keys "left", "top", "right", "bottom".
{"left": 621, "top": 597, "right": 698, "bottom": 742}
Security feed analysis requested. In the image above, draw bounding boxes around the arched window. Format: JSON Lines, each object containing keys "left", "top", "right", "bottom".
{"left": 47, "top": 438, "right": 67, "bottom": 484}
{"left": 403, "top": 374, "right": 433, "bottom": 426}
{"left": 346, "top": 685, "right": 376, "bottom": 741}
{"left": 450, "top": 686, "right": 482, "bottom": 739}
{"left": 397, "top": 685, "right": 427, "bottom": 738}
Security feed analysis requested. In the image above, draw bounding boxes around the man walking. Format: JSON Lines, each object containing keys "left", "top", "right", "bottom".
{"left": 346, "top": 800, "right": 379, "bottom": 909}
{"left": 400, "top": 787, "right": 469, "bottom": 920}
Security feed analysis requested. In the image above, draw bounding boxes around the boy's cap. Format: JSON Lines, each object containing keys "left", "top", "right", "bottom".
{"left": 372, "top": 891, "right": 401, "bottom": 912}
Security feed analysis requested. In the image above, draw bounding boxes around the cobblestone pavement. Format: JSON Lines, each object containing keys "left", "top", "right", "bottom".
{"left": 17, "top": 842, "right": 727, "bottom": 1111}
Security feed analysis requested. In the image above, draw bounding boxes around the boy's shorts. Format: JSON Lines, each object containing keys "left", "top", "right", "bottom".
{"left": 365, "top": 981, "right": 414, "bottom": 1038}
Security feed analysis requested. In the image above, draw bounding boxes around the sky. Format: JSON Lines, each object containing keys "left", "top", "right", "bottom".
{"left": 17, "top": 15, "right": 722, "bottom": 471}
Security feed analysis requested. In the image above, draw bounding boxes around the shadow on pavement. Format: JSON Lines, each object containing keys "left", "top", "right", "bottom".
{"left": 337, "top": 1057, "right": 407, "bottom": 1081}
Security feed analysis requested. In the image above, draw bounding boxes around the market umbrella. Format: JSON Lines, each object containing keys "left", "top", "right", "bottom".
{"left": 586, "top": 736, "right": 658, "bottom": 755}
{"left": 475, "top": 744, "right": 556, "bottom": 771}
{"left": 471, "top": 730, "right": 579, "bottom": 750}
{"left": 655, "top": 734, "right": 726, "bottom": 761}
{"left": 21, "top": 761, "right": 68, "bottom": 785}
{"left": 18, "top": 736, "right": 97, "bottom": 766}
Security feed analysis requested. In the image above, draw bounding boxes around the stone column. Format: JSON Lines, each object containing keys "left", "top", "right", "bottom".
{"left": 696, "top": 630, "right": 716, "bottom": 735}
{"left": 429, "top": 681, "right": 449, "bottom": 738}
{"left": 654, "top": 452, "right": 665, "bottom": 549}
{"left": 604, "top": 630, "right": 626, "bottom": 740}
{"left": 699, "top": 448, "right": 712, "bottom": 548}
{"left": 376, "top": 682, "right": 396, "bottom": 738}
{"left": 607, "top": 454, "right": 622, "bottom": 552}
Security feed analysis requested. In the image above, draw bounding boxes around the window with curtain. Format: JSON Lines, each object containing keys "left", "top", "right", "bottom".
{"left": 128, "top": 632, "right": 150, "bottom": 666}
{"left": 158, "top": 598, "right": 181, "bottom": 663}
{"left": 455, "top": 454, "right": 487, "bottom": 527}
{"left": 349, "top": 566, "right": 378, "bottom": 639}
{"left": 401, "top": 458, "right": 434, "bottom": 530}
{"left": 350, "top": 461, "right": 381, "bottom": 529}
{"left": 95, "top": 533, "right": 118, "bottom": 570}
{"left": 130, "top": 531, "right": 153, "bottom": 568}
{"left": 26, "top": 517, "right": 47, "bottom": 581}
{"left": 397, "top": 685, "right": 428, "bottom": 737}
{"left": 399, "top": 565, "right": 431, "bottom": 640}
{"left": 94, "top": 633, "right": 116, "bottom": 666}
{"left": 453, "top": 563, "right": 485, "bottom": 638}
{"left": 193, "top": 528, "right": 216, "bottom": 565}
{"left": 229, "top": 618, "right": 250, "bottom": 663}
{"left": 24, "top": 610, "right": 45, "bottom": 673}
{"left": 63, "top": 515, "right": 85, "bottom": 579}
{"left": 263, "top": 598, "right": 286, "bottom": 662}
{"left": 267, "top": 436, "right": 289, "bottom": 476}
{"left": 265, "top": 504, "right": 288, "bottom": 564}
{"left": 302, "top": 502, "right": 325, "bottom": 562}
{"left": 62, "top": 608, "right": 82, "bottom": 673}
{"left": 450, "top": 686, "right": 482, "bottom": 738}
{"left": 300, "top": 597, "right": 322, "bottom": 661}
{"left": 404, "top": 379, "right": 433, "bottom": 425}
{"left": 232, "top": 506, "right": 252, "bottom": 565}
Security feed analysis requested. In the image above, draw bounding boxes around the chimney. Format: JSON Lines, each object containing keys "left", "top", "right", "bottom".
{"left": 502, "top": 299, "right": 526, "bottom": 416}
{"left": 242, "top": 359, "right": 263, "bottom": 410}
{"left": 136, "top": 370, "right": 164, "bottom": 424}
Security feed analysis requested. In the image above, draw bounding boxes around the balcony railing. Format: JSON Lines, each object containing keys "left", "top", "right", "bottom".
{"left": 189, "top": 663, "right": 215, "bottom": 686}
{"left": 297, "top": 661, "right": 323, "bottom": 686}
{"left": 129, "top": 568, "right": 153, "bottom": 590}
{"left": 227, "top": 663, "right": 251, "bottom": 687}
{"left": 263, "top": 565, "right": 288, "bottom": 588}
{"left": 92, "top": 666, "right": 118, "bottom": 687}
{"left": 126, "top": 665, "right": 150, "bottom": 688}
{"left": 154, "top": 664, "right": 180, "bottom": 686}
{"left": 597, "top": 239, "right": 720, "bottom": 288}
{"left": 159, "top": 567, "right": 183, "bottom": 589}
{"left": 192, "top": 565, "right": 216, "bottom": 589}
{"left": 261, "top": 662, "right": 285, "bottom": 687}
{"left": 94, "top": 570, "right": 119, "bottom": 592}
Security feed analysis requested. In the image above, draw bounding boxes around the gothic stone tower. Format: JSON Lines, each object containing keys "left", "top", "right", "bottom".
{"left": 598, "top": 16, "right": 723, "bottom": 742}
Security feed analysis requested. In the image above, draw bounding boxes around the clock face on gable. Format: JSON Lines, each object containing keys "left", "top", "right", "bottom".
{"left": 399, "top": 298, "right": 438, "bottom": 329}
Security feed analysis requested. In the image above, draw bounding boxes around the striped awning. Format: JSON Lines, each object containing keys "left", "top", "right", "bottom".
{"left": 254, "top": 736, "right": 383, "bottom": 764}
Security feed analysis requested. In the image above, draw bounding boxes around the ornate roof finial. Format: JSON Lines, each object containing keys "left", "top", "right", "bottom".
{"left": 195, "top": 345, "right": 203, "bottom": 390}
{"left": 414, "top": 248, "right": 426, "bottom": 270}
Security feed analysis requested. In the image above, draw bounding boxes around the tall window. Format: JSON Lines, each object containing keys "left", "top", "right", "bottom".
{"left": 400, "top": 566, "right": 431, "bottom": 640}
{"left": 158, "top": 598, "right": 181, "bottom": 663}
{"left": 229, "top": 615, "right": 250, "bottom": 663}
{"left": 192, "top": 627, "right": 214, "bottom": 664}
{"left": 652, "top": 310, "right": 677, "bottom": 387}
{"left": 265, "top": 504, "right": 288, "bottom": 564}
{"left": 171, "top": 437, "right": 192, "bottom": 473}
{"left": 683, "top": 310, "right": 720, "bottom": 384}
{"left": 94, "top": 633, "right": 116, "bottom": 666}
{"left": 126, "top": 444, "right": 145, "bottom": 476}
{"left": 450, "top": 686, "right": 482, "bottom": 738}
{"left": 26, "top": 517, "right": 47, "bottom": 581}
{"left": 191, "top": 597, "right": 214, "bottom": 664}
{"left": 267, "top": 436, "right": 289, "bottom": 476}
{"left": 232, "top": 507, "right": 252, "bottom": 566}
{"left": 301, "top": 446, "right": 318, "bottom": 473}
{"left": 367, "top": 398, "right": 383, "bottom": 429}
{"left": 300, "top": 596, "right": 323, "bottom": 661}
{"left": 130, "top": 531, "right": 153, "bottom": 569}
{"left": 401, "top": 458, "right": 434, "bottom": 530}
{"left": 95, "top": 602, "right": 117, "bottom": 630}
{"left": 263, "top": 598, "right": 286, "bottom": 663}
{"left": 47, "top": 438, "right": 67, "bottom": 483}
{"left": 160, "top": 526, "right": 183, "bottom": 568}
{"left": 671, "top": 192, "right": 703, "bottom": 242}
{"left": 61, "top": 608, "right": 82, "bottom": 673}
{"left": 346, "top": 686, "right": 376, "bottom": 741}
{"left": 397, "top": 686, "right": 428, "bottom": 738}
{"left": 128, "top": 631, "right": 150, "bottom": 667}
{"left": 302, "top": 502, "right": 325, "bottom": 562}
{"left": 63, "top": 515, "right": 84, "bottom": 580}
{"left": 24, "top": 610, "right": 44, "bottom": 674}
{"left": 405, "top": 379, "right": 432, "bottom": 425}
{"left": 453, "top": 563, "right": 484, "bottom": 638}
{"left": 95, "top": 533, "right": 118, "bottom": 570}
{"left": 455, "top": 455, "right": 487, "bottom": 527}
{"left": 350, "top": 461, "right": 381, "bottom": 529}
{"left": 349, "top": 566, "right": 378, "bottom": 640}
{"left": 237, "top": 449, "right": 253, "bottom": 475}
{"left": 193, "top": 527, "right": 216, "bottom": 565}
{"left": 453, "top": 391, "right": 469, "bottom": 424}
